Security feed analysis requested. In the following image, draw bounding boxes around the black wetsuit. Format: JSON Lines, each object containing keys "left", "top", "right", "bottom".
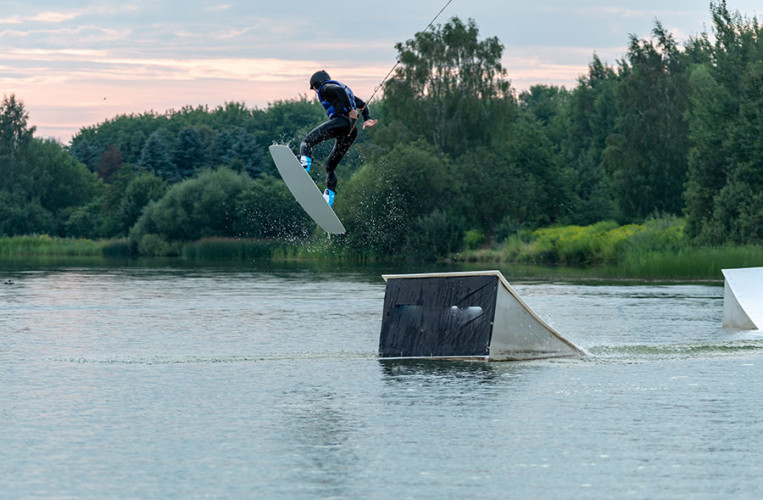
{"left": 299, "top": 81, "right": 371, "bottom": 192}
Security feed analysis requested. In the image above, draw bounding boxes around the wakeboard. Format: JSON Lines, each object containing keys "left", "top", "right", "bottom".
{"left": 268, "top": 145, "right": 346, "bottom": 234}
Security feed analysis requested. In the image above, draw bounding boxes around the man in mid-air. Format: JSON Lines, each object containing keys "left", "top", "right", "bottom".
{"left": 299, "top": 70, "right": 378, "bottom": 207}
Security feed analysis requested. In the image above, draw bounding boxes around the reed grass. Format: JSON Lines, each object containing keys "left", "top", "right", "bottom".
{"left": 619, "top": 245, "right": 763, "bottom": 279}
{"left": 180, "top": 238, "right": 295, "bottom": 261}
{"left": 179, "top": 236, "right": 366, "bottom": 262}
{"left": 0, "top": 235, "right": 126, "bottom": 257}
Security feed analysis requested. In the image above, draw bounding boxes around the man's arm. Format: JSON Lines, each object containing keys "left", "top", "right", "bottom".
{"left": 353, "top": 96, "right": 377, "bottom": 128}
{"left": 354, "top": 96, "right": 370, "bottom": 120}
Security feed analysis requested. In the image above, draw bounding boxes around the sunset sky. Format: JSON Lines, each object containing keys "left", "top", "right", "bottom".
{"left": 2, "top": 0, "right": 760, "bottom": 143}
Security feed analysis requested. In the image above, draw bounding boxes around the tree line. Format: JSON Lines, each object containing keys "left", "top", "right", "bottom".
{"left": 1, "top": 1, "right": 760, "bottom": 259}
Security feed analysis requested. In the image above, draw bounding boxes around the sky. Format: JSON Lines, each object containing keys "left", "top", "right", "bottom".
{"left": 1, "top": 0, "right": 761, "bottom": 143}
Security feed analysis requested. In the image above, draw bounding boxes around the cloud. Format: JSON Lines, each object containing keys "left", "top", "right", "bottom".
{"left": 206, "top": 4, "right": 232, "bottom": 12}
{"left": 0, "top": 10, "right": 83, "bottom": 25}
{"left": 29, "top": 11, "right": 82, "bottom": 23}
{"left": 540, "top": 6, "right": 697, "bottom": 19}
{"left": 0, "top": 25, "right": 133, "bottom": 46}
{"left": 4, "top": 48, "right": 108, "bottom": 58}
{"left": 0, "top": 4, "right": 138, "bottom": 27}
{"left": 0, "top": 15, "right": 23, "bottom": 24}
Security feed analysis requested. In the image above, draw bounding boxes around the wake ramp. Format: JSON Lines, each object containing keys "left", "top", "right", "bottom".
{"left": 378, "top": 271, "right": 585, "bottom": 361}
{"left": 722, "top": 267, "right": 763, "bottom": 330}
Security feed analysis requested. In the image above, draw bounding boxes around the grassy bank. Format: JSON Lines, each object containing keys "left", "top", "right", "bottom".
{"left": 3, "top": 220, "right": 761, "bottom": 281}
{"left": 458, "top": 218, "right": 763, "bottom": 279}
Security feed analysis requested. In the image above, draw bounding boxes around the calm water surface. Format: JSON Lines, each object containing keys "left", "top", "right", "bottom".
{"left": 1, "top": 263, "right": 761, "bottom": 499}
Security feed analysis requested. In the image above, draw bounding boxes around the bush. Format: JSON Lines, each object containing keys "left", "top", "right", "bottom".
{"left": 137, "top": 233, "right": 177, "bottom": 256}
{"left": 499, "top": 217, "right": 689, "bottom": 266}
{"left": 65, "top": 199, "right": 105, "bottom": 239}
{"left": 494, "top": 215, "right": 522, "bottom": 242}
{"left": 339, "top": 141, "right": 453, "bottom": 257}
{"left": 0, "top": 192, "right": 54, "bottom": 236}
{"left": 234, "top": 176, "right": 312, "bottom": 240}
{"left": 463, "top": 229, "right": 486, "bottom": 250}
{"left": 403, "top": 209, "right": 464, "bottom": 261}
{"left": 115, "top": 171, "right": 167, "bottom": 235}
{"left": 130, "top": 167, "right": 253, "bottom": 244}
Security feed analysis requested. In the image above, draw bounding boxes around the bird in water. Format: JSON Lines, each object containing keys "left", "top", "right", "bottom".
{"left": 4, "top": 279, "right": 14, "bottom": 285}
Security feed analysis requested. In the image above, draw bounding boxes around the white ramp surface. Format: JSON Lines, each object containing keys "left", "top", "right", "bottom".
{"left": 722, "top": 267, "right": 763, "bottom": 329}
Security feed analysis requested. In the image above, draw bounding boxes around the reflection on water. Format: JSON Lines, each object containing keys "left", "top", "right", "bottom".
{"left": 1, "top": 262, "right": 762, "bottom": 499}
{"left": 380, "top": 358, "right": 509, "bottom": 383}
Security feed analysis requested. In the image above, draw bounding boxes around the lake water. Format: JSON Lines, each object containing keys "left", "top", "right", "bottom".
{"left": 1, "top": 262, "right": 762, "bottom": 499}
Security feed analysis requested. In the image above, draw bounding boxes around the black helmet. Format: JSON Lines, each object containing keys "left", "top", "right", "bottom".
{"left": 309, "top": 70, "right": 331, "bottom": 90}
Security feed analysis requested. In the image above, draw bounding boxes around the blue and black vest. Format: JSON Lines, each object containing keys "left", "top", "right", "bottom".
{"left": 317, "top": 80, "right": 357, "bottom": 119}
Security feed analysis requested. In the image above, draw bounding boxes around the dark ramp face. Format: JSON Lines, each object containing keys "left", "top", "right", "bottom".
{"left": 379, "top": 275, "right": 498, "bottom": 358}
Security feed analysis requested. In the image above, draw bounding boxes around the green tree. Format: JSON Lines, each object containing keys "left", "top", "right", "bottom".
{"left": 222, "top": 129, "right": 266, "bottom": 177}
{"left": 0, "top": 96, "right": 100, "bottom": 236}
{"left": 71, "top": 112, "right": 165, "bottom": 169}
{"left": 685, "top": 1, "right": 763, "bottom": 243}
{"left": 30, "top": 139, "right": 101, "bottom": 227}
{"left": 602, "top": 22, "right": 691, "bottom": 220}
{"left": 519, "top": 85, "right": 569, "bottom": 131}
{"left": 383, "top": 17, "right": 514, "bottom": 157}
{"left": 457, "top": 115, "right": 572, "bottom": 234}
{"left": 700, "top": 59, "right": 763, "bottom": 242}
{"left": 557, "top": 56, "right": 620, "bottom": 224}
{"left": 258, "top": 97, "right": 325, "bottom": 142}
{"left": 0, "top": 94, "right": 35, "bottom": 192}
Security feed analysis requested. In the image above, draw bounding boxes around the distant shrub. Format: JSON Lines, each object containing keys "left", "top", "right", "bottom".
{"left": 494, "top": 215, "right": 522, "bottom": 242}
{"left": 463, "top": 229, "right": 486, "bottom": 250}
{"left": 404, "top": 209, "right": 464, "bottom": 261}
{"left": 137, "top": 234, "right": 177, "bottom": 257}
{"left": 65, "top": 200, "right": 105, "bottom": 239}
{"left": 234, "top": 176, "right": 312, "bottom": 240}
{"left": 130, "top": 167, "right": 253, "bottom": 245}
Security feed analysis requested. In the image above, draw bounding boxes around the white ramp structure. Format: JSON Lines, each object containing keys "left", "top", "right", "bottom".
{"left": 378, "top": 271, "right": 584, "bottom": 361}
{"left": 722, "top": 267, "right": 763, "bottom": 330}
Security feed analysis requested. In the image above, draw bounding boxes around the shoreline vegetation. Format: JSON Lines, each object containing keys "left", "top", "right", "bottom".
{"left": 2, "top": 218, "right": 761, "bottom": 280}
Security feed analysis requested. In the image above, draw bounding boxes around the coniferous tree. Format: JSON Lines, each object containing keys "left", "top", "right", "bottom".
{"left": 139, "top": 129, "right": 177, "bottom": 181}
{"left": 173, "top": 127, "right": 206, "bottom": 179}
